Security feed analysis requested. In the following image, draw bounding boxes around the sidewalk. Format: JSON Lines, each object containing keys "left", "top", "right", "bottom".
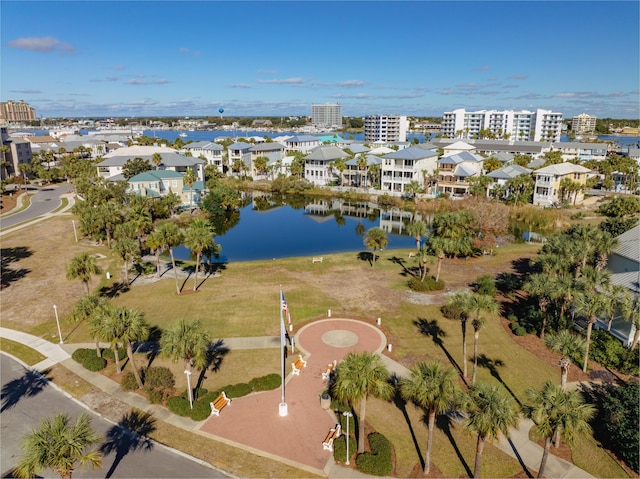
{"left": 0, "top": 325, "right": 594, "bottom": 478}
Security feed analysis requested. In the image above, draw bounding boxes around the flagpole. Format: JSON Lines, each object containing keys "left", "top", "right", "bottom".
{"left": 279, "top": 288, "right": 288, "bottom": 416}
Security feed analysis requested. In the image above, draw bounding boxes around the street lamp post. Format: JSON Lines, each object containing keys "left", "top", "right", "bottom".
{"left": 184, "top": 370, "right": 193, "bottom": 409}
{"left": 342, "top": 411, "right": 353, "bottom": 465}
{"left": 53, "top": 304, "right": 63, "bottom": 344}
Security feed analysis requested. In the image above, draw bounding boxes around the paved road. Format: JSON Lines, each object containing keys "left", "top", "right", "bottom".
{"left": 0, "top": 354, "right": 228, "bottom": 479}
{"left": 0, "top": 183, "right": 73, "bottom": 229}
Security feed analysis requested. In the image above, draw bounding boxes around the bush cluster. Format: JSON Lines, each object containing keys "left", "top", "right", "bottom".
{"left": 474, "top": 275, "right": 497, "bottom": 296}
{"left": 333, "top": 435, "right": 357, "bottom": 464}
{"left": 441, "top": 303, "right": 466, "bottom": 321}
{"left": 590, "top": 330, "right": 639, "bottom": 375}
{"left": 102, "top": 347, "right": 127, "bottom": 362}
{"left": 121, "top": 372, "right": 139, "bottom": 391}
{"left": 143, "top": 367, "right": 175, "bottom": 389}
{"left": 408, "top": 276, "right": 445, "bottom": 292}
{"left": 71, "top": 348, "right": 107, "bottom": 372}
{"left": 248, "top": 373, "right": 281, "bottom": 391}
{"left": 355, "top": 432, "right": 393, "bottom": 476}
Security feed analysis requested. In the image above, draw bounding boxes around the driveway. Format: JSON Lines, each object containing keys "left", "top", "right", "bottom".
{"left": 0, "top": 183, "right": 73, "bottom": 229}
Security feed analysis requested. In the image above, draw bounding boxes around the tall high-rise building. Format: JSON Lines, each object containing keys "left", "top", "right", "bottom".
{"left": 441, "top": 108, "right": 563, "bottom": 142}
{"left": 0, "top": 99, "right": 37, "bottom": 122}
{"left": 571, "top": 113, "right": 597, "bottom": 135}
{"left": 364, "top": 115, "right": 409, "bottom": 142}
{"left": 312, "top": 103, "right": 342, "bottom": 129}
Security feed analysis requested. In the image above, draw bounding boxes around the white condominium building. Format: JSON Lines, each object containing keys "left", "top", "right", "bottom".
{"left": 571, "top": 113, "right": 597, "bottom": 134}
{"left": 312, "top": 103, "right": 342, "bottom": 129}
{"left": 1, "top": 99, "right": 37, "bottom": 122}
{"left": 441, "top": 108, "right": 563, "bottom": 142}
{"left": 364, "top": 115, "right": 409, "bottom": 142}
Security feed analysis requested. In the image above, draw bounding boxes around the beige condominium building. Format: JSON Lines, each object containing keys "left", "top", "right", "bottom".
{"left": 571, "top": 113, "right": 597, "bottom": 134}
{"left": 0, "top": 99, "right": 37, "bottom": 122}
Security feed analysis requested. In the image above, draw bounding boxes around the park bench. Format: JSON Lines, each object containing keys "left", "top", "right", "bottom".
{"left": 292, "top": 354, "right": 307, "bottom": 375}
{"left": 322, "top": 424, "right": 342, "bottom": 451}
{"left": 312, "top": 256, "right": 323, "bottom": 263}
{"left": 322, "top": 360, "right": 337, "bottom": 381}
{"left": 407, "top": 252, "right": 416, "bottom": 258}
{"left": 209, "top": 391, "right": 231, "bottom": 416}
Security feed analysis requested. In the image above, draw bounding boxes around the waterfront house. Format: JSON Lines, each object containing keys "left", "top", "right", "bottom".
{"left": 249, "top": 142, "right": 285, "bottom": 177}
{"left": 486, "top": 164, "right": 532, "bottom": 197}
{"left": 343, "top": 154, "right": 382, "bottom": 187}
{"left": 304, "top": 145, "right": 349, "bottom": 186}
{"left": 183, "top": 141, "right": 224, "bottom": 172}
{"left": 435, "top": 151, "right": 484, "bottom": 197}
{"left": 380, "top": 146, "right": 439, "bottom": 194}
{"left": 284, "top": 135, "right": 321, "bottom": 154}
{"left": 227, "top": 142, "right": 253, "bottom": 176}
{"left": 550, "top": 142, "right": 608, "bottom": 162}
{"left": 532, "top": 162, "right": 591, "bottom": 206}
{"left": 128, "top": 170, "right": 184, "bottom": 198}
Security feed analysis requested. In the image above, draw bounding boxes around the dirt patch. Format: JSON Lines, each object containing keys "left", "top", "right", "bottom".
{"left": 0, "top": 191, "right": 19, "bottom": 214}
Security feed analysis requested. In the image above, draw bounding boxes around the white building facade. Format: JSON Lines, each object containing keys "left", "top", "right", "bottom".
{"left": 312, "top": 103, "right": 342, "bottom": 129}
{"left": 571, "top": 113, "right": 597, "bottom": 134}
{"left": 441, "top": 108, "right": 563, "bottom": 142}
{"left": 364, "top": 115, "right": 409, "bottom": 142}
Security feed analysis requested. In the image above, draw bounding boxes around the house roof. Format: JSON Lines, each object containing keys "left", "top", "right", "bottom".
{"left": 455, "top": 163, "right": 479, "bottom": 177}
{"left": 228, "top": 142, "right": 253, "bottom": 150}
{"left": 305, "top": 145, "right": 349, "bottom": 161}
{"left": 383, "top": 146, "right": 438, "bottom": 160}
{"left": 368, "top": 146, "right": 394, "bottom": 155}
{"left": 346, "top": 155, "right": 382, "bottom": 167}
{"left": 612, "top": 224, "right": 640, "bottom": 264}
{"left": 486, "top": 164, "right": 532, "bottom": 179}
{"left": 346, "top": 144, "right": 370, "bottom": 154}
{"left": 182, "top": 180, "right": 205, "bottom": 192}
{"left": 285, "top": 135, "right": 320, "bottom": 143}
{"left": 250, "top": 142, "right": 284, "bottom": 152}
{"left": 128, "top": 170, "right": 184, "bottom": 182}
{"left": 444, "top": 141, "right": 476, "bottom": 151}
{"left": 185, "top": 141, "right": 223, "bottom": 151}
{"left": 439, "top": 151, "right": 484, "bottom": 164}
{"left": 491, "top": 152, "right": 515, "bottom": 163}
{"left": 97, "top": 151, "right": 203, "bottom": 167}
{"left": 534, "top": 162, "right": 591, "bottom": 175}
{"left": 102, "top": 145, "right": 176, "bottom": 158}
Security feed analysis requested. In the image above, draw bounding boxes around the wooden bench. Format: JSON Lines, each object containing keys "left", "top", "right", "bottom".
{"left": 292, "top": 354, "right": 307, "bottom": 375}
{"left": 209, "top": 391, "right": 231, "bottom": 416}
{"left": 322, "top": 360, "right": 337, "bottom": 381}
{"left": 312, "top": 256, "right": 323, "bottom": 263}
{"left": 322, "top": 424, "right": 342, "bottom": 451}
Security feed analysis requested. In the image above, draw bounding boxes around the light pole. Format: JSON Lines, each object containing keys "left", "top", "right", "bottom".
{"left": 342, "top": 411, "right": 353, "bottom": 465}
{"left": 184, "top": 370, "right": 193, "bottom": 409}
{"left": 53, "top": 304, "right": 63, "bottom": 344}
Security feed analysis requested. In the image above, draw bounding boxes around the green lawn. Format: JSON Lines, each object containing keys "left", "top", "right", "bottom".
{"left": 0, "top": 338, "right": 46, "bottom": 365}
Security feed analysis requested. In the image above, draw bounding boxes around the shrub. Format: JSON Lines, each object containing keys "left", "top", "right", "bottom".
{"left": 82, "top": 354, "right": 107, "bottom": 372}
{"left": 167, "top": 396, "right": 191, "bottom": 416}
{"left": 333, "top": 435, "right": 357, "bottom": 464}
{"left": 188, "top": 399, "right": 212, "bottom": 421}
{"left": 356, "top": 432, "right": 393, "bottom": 476}
{"left": 71, "top": 348, "right": 94, "bottom": 363}
{"left": 474, "top": 275, "right": 497, "bottom": 296}
{"left": 121, "top": 372, "right": 139, "bottom": 391}
{"left": 248, "top": 374, "right": 281, "bottom": 391}
{"left": 590, "top": 330, "right": 639, "bottom": 375}
{"left": 102, "top": 347, "right": 127, "bottom": 362}
{"left": 144, "top": 367, "right": 175, "bottom": 389}
{"left": 441, "top": 303, "right": 465, "bottom": 321}
{"left": 144, "top": 386, "right": 163, "bottom": 404}
{"left": 222, "top": 382, "right": 253, "bottom": 398}
{"left": 509, "top": 323, "right": 527, "bottom": 336}
{"left": 408, "top": 276, "right": 445, "bottom": 292}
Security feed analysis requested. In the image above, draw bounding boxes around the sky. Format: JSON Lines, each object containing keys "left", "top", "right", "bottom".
{"left": 1, "top": 1, "right": 638, "bottom": 119}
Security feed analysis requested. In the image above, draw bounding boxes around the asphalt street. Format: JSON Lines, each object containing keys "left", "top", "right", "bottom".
{"left": 0, "top": 354, "right": 228, "bottom": 479}
{"left": 0, "top": 183, "right": 73, "bottom": 229}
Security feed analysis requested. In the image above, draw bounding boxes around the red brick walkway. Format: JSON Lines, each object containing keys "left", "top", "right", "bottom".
{"left": 199, "top": 318, "right": 386, "bottom": 474}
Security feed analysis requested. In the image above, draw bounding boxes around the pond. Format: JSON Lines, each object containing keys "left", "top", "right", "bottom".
{"left": 174, "top": 193, "right": 419, "bottom": 262}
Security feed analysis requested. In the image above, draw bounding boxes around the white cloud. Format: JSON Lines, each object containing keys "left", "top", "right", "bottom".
{"left": 257, "top": 77, "right": 304, "bottom": 85}
{"left": 7, "top": 36, "right": 76, "bottom": 54}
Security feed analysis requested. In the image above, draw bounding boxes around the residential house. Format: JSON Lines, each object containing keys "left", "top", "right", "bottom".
{"left": 486, "top": 164, "right": 532, "bottom": 197}
{"left": 304, "top": 145, "right": 349, "bottom": 186}
{"left": 441, "top": 141, "right": 476, "bottom": 157}
{"left": 381, "top": 146, "right": 439, "bottom": 193}
{"left": 550, "top": 142, "right": 608, "bottom": 162}
{"left": 284, "top": 135, "right": 321, "bottom": 154}
{"left": 435, "top": 151, "right": 484, "bottom": 196}
{"left": 249, "top": 142, "right": 285, "bottom": 177}
{"left": 598, "top": 225, "right": 640, "bottom": 347}
{"left": 227, "top": 142, "right": 253, "bottom": 176}
{"left": 128, "top": 170, "right": 184, "bottom": 199}
{"left": 343, "top": 154, "right": 382, "bottom": 187}
{"left": 183, "top": 141, "right": 224, "bottom": 172}
{"left": 532, "top": 162, "right": 591, "bottom": 206}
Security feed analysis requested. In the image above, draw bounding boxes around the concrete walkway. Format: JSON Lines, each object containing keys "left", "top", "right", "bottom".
{"left": 0, "top": 325, "right": 594, "bottom": 478}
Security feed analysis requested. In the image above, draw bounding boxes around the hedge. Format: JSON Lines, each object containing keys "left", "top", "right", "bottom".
{"left": 356, "top": 432, "right": 393, "bottom": 476}
{"left": 333, "top": 435, "right": 357, "bottom": 464}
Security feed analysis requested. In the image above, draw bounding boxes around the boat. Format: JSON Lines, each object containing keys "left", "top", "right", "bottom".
{"left": 179, "top": 132, "right": 187, "bottom": 138}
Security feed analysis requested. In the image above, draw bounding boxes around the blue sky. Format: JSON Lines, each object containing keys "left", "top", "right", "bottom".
{"left": 1, "top": 1, "right": 638, "bottom": 119}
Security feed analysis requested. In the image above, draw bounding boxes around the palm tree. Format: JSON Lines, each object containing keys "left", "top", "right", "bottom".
{"left": 113, "top": 236, "right": 139, "bottom": 285}
{"left": 95, "top": 202, "right": 122, "bottom": 250}
{"left": 183, "top": 167, "right": 196, "bottom": 207}
{"left": 463, "top": 382, "right": 519, "bottom": 478}
{"left": 111, "top": 307, "right": 149, "bottom": 389}
{"left": 145, "top": 228, "right": 164, "bottom": 278}
{"left": 406, "top": 220, "right": 428, "bottom": 251}
{"left": 14, "top": 413, "right": 102, "bottom": 479}
{"left": 154, "top": 222, "right": 184, "bottom": 294}
{"left": 97, "top": 305, "right": 125, "bottom": 373}
{"left": 602, "top": 284, "right": 625, "bottom": 332}
{"left": 331, "top": 351, "right": 393, "bottom": 453}
{"left": 465, "top": 293, "right": 499, "bottom": 384}
{"left": 620, "top": 291, "right": 640, "bottom": 349}
{"left": 363, "top": 227, "right": 388, "bottom": 268}
{"left": 522, "top": 381, "right": 594, "bottom": 479}
{"left": 544, "top": 330, "right": 586, "bottom": 390}
{"left": 400, "top": 360, "right": 460, "bottom": 474}
{"left": 70, "top": 295, "right": 109, "bottom": 357}
{"left": 356, "top": 153, "right": 368, "bottom": 187}
{"left": 446, "top": 292, "right": 471, "bottom": 380}
{"left": 523, "top": 273, "right": 555, "bottom": 340}
{"left": 66, "top": 253, "right": 102, "bottom": 295}
{"left": 572, "top": 291, "right": 607, "bottom": 372}
{"left": 151, "top": 153, "right": 162, "bottom": 169}
{"left": 160, "top": 319, "right": 211, "bottom": 407}
{"left": 184, "top": 219, "right": 215, "bottom": 291}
